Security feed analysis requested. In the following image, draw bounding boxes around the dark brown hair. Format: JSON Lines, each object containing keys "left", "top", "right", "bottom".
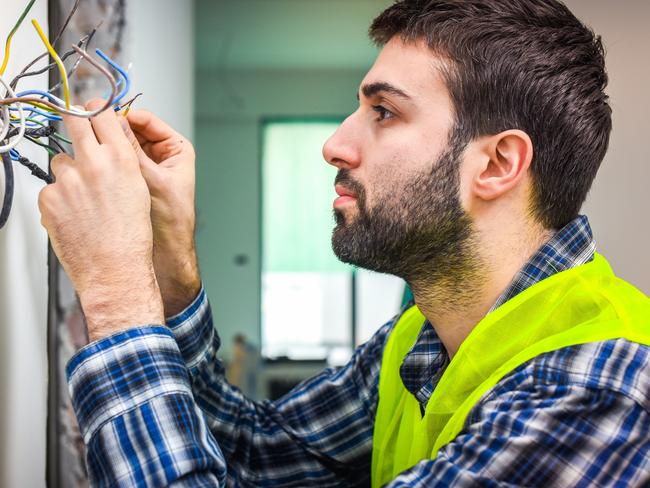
{"left": 370, "top": 0, "right": 612, "bottom": 228}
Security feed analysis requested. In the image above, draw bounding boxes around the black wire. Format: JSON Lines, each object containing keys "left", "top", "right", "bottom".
{"left": 9, "top": 31, "right": 96, "bottom": 90}
{"left": 16, "top": 155, "right": 54, "bottom": 184}
{"left": 48, "top": 136, "right": 67, "bottom": 154}
{"left": 0, "top": 151, "right": 14, "bottom": 230}
{"left": 24, "top": 135, "right": 62, "bottom": 155}
{"left": 7, "top": 126, "right": 55, "bottom": 140}
{"left": 52, "top": 0, "right": 81, "bottom": 48}
{"left": 10, "top": 0, "right": 83, "bottom": 89}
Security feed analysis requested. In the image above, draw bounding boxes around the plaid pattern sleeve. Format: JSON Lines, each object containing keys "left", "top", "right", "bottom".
{"left": 66, "top": 326, "right": 228, "bottom": 486}
{"left": 385, "top": 339, "right": 650, "bottom": 487}
{"left": 164, "top": 289, "right": 397, "bottom": 486}
{"left": 67, "top": 287, "right": 400, "bottom": 487}
{"left": 67, "top": 215, "right": 650, "bottom": 486}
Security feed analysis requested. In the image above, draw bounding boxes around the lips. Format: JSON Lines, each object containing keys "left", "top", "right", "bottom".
{"left": 335, "top": 184, "right": 357, "bottom": 198}
{"left": 334, "top": 184, "right": 357, "bottom": 208}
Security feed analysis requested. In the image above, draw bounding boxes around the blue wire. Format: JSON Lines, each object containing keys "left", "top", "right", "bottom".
{"left": 15, "top": 89, "right": 67, "bottom": 107}
{"left": 8, "top": 51, "right": 129, "bottom": 134}
{"left": 9, "top": 149, "right": 20, "bottom": 161}
{"left": 103, "top": 78, "right": 123, "bottom": 100}
{"left": 95, "top": 48, "right": 130, "bottom": 106}
{"left": 14, "top": 50, "right": 129, "bottom": 115}
{"left": 10, "top": 105, "right": 62, "bottom": 122}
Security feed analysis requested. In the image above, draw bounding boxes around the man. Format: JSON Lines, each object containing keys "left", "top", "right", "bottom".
{"left": 39, "top": 0, "right": 650, "bottom": 486}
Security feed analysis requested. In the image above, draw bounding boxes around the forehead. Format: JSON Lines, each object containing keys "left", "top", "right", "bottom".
{"left": 361, "top": 37, "right": 452, "bottom": 109}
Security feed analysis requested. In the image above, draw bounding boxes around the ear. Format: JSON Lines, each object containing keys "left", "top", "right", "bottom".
{"left": 472, "top": 130, "right": 533, "bottom": 201}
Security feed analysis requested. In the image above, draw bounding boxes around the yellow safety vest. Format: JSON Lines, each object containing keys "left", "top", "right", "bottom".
{"left": 371, "top": 254, "right": 650, "bottom": 487}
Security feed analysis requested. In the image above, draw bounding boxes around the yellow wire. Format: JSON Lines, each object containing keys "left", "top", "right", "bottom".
{"left": 0, "top": 0, "right": 37, "bottom": 75}
{"left": 31, "top": 19, "right": 71, "bottom": 110}
{"left": 0, "top": 35, "right": 14, "bottom": 76}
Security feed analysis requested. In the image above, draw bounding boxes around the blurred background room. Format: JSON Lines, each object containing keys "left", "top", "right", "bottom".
{"left": 0, "top": 0, "right": 648, "bottom": 486}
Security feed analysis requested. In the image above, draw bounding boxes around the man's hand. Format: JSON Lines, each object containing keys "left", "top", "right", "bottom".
{"left": 38, "top": 99, "right": 164, "bottom": 342}
{"left": 120, "top": 110, "right": 200, "bottom": 317}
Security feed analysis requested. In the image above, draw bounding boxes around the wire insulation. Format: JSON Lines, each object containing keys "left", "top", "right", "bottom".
{"left": 0, "top": 74, "right": 25, "bottom": 153}
{"left": 0, "top": 0, "right": 37, "bottom": 76}
{"left": 0, "top": 150, "right": 14, "bottom": 229}
{"left": 31, "top": 19, "right": 71, "bottom": 110}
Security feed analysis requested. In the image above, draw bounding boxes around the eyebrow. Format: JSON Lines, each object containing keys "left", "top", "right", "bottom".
{"left": 358, "top": 82, "right": 412, "bottom": 101}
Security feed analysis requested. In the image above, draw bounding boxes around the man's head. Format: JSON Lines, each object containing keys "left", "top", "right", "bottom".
{"left": 323, "top": 0, "right": 611, "bottom": 284}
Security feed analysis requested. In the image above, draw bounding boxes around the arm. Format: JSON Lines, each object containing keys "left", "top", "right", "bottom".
{"left": 383, "top": 351, "right": 650, "bottom": 487}
{"left": 119, "top": 109, "right": 393, "bottom": 484}
{"left": 67, "top": 292, "right": 394, "bottom": 486}
{"left": 39, "top": 99, "right": 226, "bottom": 485}
{"left": 42, "top": 103, "right": 394, "bottom": 486}
{"left": 169, "top": 290, "right": 394, "bottom": 486}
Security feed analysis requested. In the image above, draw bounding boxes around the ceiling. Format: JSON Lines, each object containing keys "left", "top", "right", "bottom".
{"left": 195, "top": 0, "right": 393, "bottom": 71}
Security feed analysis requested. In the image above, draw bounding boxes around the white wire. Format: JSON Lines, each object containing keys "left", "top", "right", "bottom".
{"left": 0, "top": 93, "right": 9, "bottom": 142}
{"left": 0, "top": 73, "right": 26, "bottom": 154}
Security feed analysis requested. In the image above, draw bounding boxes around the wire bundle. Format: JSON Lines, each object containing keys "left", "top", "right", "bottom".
{"left": 0, "top": 0, "right": 136, "bottom": 229}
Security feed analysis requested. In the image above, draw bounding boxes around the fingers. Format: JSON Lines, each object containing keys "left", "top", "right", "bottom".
{"left": 50, "top": 153, "right": 74, "bottom": 179}
{"left": 126, "top": 109, "right": 180, "bottom": 143}
{"left": 61, "top": 108, "right": 98, "bottom": 156}
{"left": 86, "top": 98, "right": 131, "bottom": 148}
{"left": 126, "top": 109, "right": 193, "bottom": 164}
{"left": 118, "top": 115, "right": 165, "bottom": 190}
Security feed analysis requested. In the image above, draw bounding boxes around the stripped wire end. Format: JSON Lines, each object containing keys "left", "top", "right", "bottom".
{"left": 119, "top": 92, "right": 143, "bottom": 116}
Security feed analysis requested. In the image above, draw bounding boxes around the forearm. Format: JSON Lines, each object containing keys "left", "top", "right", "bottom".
{"left": 169, "top": 294, "right": 393, "bottom": 485}
{"left": 68, "top": 326, "right": 226, "bottom": 487}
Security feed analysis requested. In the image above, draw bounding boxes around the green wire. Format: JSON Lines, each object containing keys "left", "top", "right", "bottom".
{"left": 0, "top": 0, "right": 37, "bottom": 75}
{"left": 24, "top": 135, "right": 58, "bottom": 156}
{"left": 25, "top": 117, "right": 73, "bottom": 144}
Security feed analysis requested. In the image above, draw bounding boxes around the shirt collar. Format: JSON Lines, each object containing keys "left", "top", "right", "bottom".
{"left": 399, "top": 215, "right": 596, "bottom": 403}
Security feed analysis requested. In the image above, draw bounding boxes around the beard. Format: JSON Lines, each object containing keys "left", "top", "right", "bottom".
{"left": 331, "top": 129, "right": 479, "bottom": 289}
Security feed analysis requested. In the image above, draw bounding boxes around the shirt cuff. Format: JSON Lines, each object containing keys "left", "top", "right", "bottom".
{"left": 164, "top": 285, "right": 217, "bottom": 372}
{"left": 66, "top": 325, "right": 192, "bottom": 443}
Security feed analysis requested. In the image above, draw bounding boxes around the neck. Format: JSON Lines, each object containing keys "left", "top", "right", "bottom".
{"left": 409, "top": 219, "right": 553, "bottom": 359}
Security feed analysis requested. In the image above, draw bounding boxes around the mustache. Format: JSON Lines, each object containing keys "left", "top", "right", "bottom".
{"left": 334, "top": 169, "right": 365, "bottom": 198}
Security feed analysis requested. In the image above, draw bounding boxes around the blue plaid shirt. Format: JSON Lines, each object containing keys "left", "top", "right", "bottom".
{"left": 67, "top": 215, "right": 650, "bottom": 486}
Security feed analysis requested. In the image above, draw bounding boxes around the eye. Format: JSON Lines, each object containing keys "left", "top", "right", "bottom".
{"left": 371, "top": 105, "right": 395, "bottom": 122}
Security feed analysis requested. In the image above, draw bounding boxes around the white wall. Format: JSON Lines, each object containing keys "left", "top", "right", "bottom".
{"left": 565, "top": 0, "right": 650, "bottom": 293}
{"left": 0, "top": 2, "right": 194, "bottom": 486}
{"left": 0, "top": 3, "right": 50, "bottom": 487}
{"left": 127, "top": 0, "right": 194, "bottom": 142}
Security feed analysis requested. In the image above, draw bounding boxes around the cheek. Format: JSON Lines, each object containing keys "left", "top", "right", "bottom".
{"left": 363, "top": 155, "right": 422, "bottom": 208}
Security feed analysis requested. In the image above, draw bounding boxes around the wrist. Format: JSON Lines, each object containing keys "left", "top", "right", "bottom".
{"left": 78, "top": 272, "right": 165, "bottom": 342}
{"left": 153, "top": 246, "right": 201, "bottom": 317}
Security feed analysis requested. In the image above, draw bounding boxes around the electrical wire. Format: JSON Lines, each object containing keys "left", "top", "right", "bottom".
{"left": 9, "top": 149, "right": 53, "bottom": 184}
{"left": 95, "top": 48, "right": 130, "bottom": 106}
{"left": 0, "top": 45, "right": 119, "bottom": 118}
{"left": 48, "top": 28, "right": 98, "bottom": 93}
{"left": 0, "top": 0, "right": 129, "bottom": 230}
{"left": 10, "top": 105, "right": 61, "bottom": 122}
{"left": 0, "top": 150, "right": 14, "bottom": 229}
{"left": 0, "top": 0, "right": 37, "bottom": 76}
{"left": 51, "top": 0, "right": 81, "bottom": 48}
{"left": 0, "top": 74, "right": 25, "bottom": 153}
{"left": 9, "top": 32, "right": 94, "bottom": 90}
{"left": 47, "top": 134, "right": 66, "bottom": 153}
{"left": 31, "top": 19, "right": 71, "bottom": 110}
{"left": 119, "top": 92, "right": 142, "bottom": 116}
{"left": 11, "top": 0, "right": 82, "bottom": 87}
{"left": 0, "top": 101, "right": 9, "bottom": 142}
{"left": 19, "top": 115, "right": 71, "bottom": 144}
{"left": 23, "top": 134, "right": 58, "bottom": 156}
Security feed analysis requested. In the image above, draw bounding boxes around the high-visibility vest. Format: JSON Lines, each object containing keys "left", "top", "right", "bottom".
{"left": 371, "top": 254, "right": 650, "bottom": 487}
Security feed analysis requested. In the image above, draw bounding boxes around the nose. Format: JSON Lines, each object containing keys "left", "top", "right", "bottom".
{"left": 322, "top": 113, "right": 362, "bottom": 170}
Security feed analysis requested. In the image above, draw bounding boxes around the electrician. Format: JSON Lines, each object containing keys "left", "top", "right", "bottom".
{"left": 38, "top": 0, "right": 650, "bottom": 486}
